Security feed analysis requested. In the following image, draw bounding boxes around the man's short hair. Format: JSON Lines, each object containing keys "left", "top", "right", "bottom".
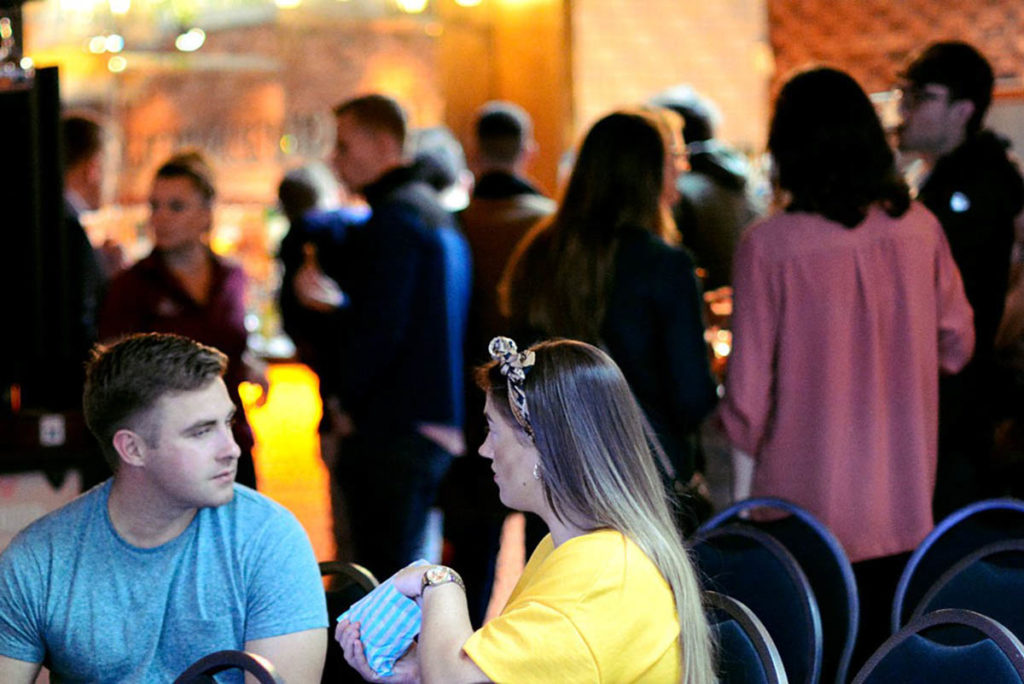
{"left": 62, "top": 113, "right": 104, "bottom": 171}
{"left": 83, "top": 333, "right": 228, "bottom": 469}
{"left": 333, "top": 94, "right": 408, "bottom": 147}
{"left": 475, "top": 101, "right": 532, "bottom": 165}
{"left": 903, "top": 41, "right": 994, "bottom": 134}
{"left": 648, "top": 85, "right": 720, "bottom": 144}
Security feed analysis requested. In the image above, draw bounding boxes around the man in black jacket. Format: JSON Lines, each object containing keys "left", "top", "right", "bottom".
{"left": 325, "top": 94, "right": 471, "bottom": 579}
{"left": 898, "top": 41, "right": 1024, "bottom": 517}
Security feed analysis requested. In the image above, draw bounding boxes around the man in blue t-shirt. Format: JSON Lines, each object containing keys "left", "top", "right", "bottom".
{"left": 0, "top": 333, "right": 328, "bottom": 683}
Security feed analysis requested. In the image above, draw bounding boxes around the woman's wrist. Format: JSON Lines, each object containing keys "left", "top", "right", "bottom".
{"left": 419, "top": 565, "right": 465, "bottom": 598}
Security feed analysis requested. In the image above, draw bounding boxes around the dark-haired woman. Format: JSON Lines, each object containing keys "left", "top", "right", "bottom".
{"left": 99, "top": 150, "right": 264, "bottom": 488}
{"left": 502, "top": 109, "right": 718, "bottom": 527}
{"left": 718, "top": 67, "right": 974, "bottom": 662}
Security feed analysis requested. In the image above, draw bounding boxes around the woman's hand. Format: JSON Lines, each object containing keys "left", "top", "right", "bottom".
{"left": 336, "top": 619, "right": 420, "bottom": 683}
{"left": 390, "top": 564, "right": 429, "bottom": 599}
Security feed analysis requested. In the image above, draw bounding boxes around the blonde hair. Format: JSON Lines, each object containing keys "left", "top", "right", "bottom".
{"left": 478, "top": 339, "right": 716, "bottom": 683}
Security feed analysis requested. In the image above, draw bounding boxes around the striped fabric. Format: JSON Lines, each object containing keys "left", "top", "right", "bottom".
{"left": 338, "top": 560, "right": 428, "bottom": 676}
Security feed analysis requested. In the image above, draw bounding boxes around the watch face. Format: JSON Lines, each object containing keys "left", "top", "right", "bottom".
{"left": 425, "top": 566, "right": 448, "bottom": 584}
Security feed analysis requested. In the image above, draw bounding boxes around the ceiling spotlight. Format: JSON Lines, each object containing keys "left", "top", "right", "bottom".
{"left": 175, "top": 27, "right": 206, "bottom": 52}
{"left": 396, "top": 0, "right": 428, "bottom": 13}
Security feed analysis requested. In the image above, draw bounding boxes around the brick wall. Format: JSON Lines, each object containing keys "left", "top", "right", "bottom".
{"left": 571, "top": 0, "right": 772, "bottom": 153}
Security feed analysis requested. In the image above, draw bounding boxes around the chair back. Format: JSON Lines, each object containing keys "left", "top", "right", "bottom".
{"left": 707, "top": 591, "right": 789, "bottom": 684}
{"left": 892, "top": 498, "right": 1024, "bottom": 632}
{"left": 173, "top": 650, "right": 284, "bottom": 684}
{"left": 694, "top": 524, "right": 822, "bottom": 684}
{"left": 319, "top": 561, "right": 379, "bottom": 684}
{"left": 910, "top": 539, "right": 1024, "bottom": 640}
{"left": 852, "top": 609, "right": 1024, "bottom": 684}
{"left": 701, "top": 496, "right": 858, "bottom": 684}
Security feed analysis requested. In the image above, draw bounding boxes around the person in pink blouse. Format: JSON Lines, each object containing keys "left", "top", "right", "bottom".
{"left": 717, "top": 67, "right": 975, "bottom": 666}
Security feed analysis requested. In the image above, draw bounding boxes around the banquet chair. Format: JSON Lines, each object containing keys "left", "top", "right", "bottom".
{"left": 694, "top": 524, "right": 822, "bottom": 684}
{"left": 909, "top": 539, "right": 1024, "bottom": 640}
{"left": 173, "top": 650, "right": 284, "bottom": 683}
{"left": 892, "top": 498, "right": 1024, "bottom": 632}
{"left": 319, "top": 560, "right": 379, "bottom": 684}
{"left": 852, "top": 609, "right": 1024, "bottom": 684}
{"left": 700, "top": 497, "right": 858, "bottom": 684}
{"left": 706, "top": 590, "right": 789, "bottom": 684}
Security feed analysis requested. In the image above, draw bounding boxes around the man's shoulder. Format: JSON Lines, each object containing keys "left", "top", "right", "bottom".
{"left": 1, "top": 482, "right": 109, "bottom": 561}
{"left": 372, "top": 178, "right": 451, "bottom": 231}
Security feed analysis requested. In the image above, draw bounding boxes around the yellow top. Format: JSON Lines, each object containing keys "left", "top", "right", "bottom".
{"left": 463, "top": 529, "right": 681, "bottom": 683}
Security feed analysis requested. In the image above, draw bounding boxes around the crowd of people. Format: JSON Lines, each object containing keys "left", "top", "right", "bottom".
{"left": 0, "top": 37, "right": 1022, "bottom": 683}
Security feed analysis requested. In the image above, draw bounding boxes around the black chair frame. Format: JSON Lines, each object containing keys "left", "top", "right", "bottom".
{"left": 707, "top": 590, "right": 789, "bottom": 684}
{"left": 173, "top": 649, "right": 284, "bottom": 684}
{"left": 853, "top": 608, "right": 1024, "bottom": 684}
{"left": 701, "top": 496, "right": 858, "bottom": 684}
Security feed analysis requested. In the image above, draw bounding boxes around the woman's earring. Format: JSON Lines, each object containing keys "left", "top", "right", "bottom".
{"left": 532, "top": 463, "right": 541, "bottom": 481}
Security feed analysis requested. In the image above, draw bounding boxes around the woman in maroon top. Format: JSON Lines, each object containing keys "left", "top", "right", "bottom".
{"left": 99, "top": 150, "right": 264, "bottom": 489}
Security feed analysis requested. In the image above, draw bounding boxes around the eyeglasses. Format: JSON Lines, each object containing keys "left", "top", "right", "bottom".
{"left": 895, "top": 84, "right": 950, "bottom": 108}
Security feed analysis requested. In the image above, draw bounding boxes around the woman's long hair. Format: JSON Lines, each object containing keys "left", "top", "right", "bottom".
{"left": 769, "top": 66, "right": 910, "bottom": 228}
{"left": 501, "top": 109, "right": 678, "bottom": 343}
{"left": 478, "top": 339, "right": 716, "bottom": 684}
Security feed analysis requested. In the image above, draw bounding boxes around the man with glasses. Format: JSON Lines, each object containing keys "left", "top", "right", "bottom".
{"left": 897, "top": 41, "right": 1024, "bottom": 518}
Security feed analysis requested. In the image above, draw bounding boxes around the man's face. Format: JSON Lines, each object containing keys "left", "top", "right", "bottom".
{"left": 332, "top": 113, "right": 387, "bottom": 191}
{"left": 141, "top": 378, "right": 240, "bottom": 512}
{"left": 896, "top": 82, "right": 963, "bottom": 155}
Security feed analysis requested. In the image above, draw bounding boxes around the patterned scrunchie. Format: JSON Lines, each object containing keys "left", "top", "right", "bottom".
{"left": 488, "top": 336, "right": 536, "bottom": 439}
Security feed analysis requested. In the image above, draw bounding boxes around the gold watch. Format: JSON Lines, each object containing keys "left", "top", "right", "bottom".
{"left": 420, "top": 565, "right": 465, "bottom": 597}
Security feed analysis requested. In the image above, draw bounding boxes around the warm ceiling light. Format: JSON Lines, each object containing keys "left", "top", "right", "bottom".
{"left": 396, "top": 0, "right": 428, "bottom": 13}
{"left": 88, "top": 35, "right": 107, "bottom": 53}
{"left": 455, "top": 0, "right": 481, "bottom": 5}
{"left": 175, "top": 27, "right": 206, "bottom": 52}
{"left": 107, "top": 55, "right": 127, "bottom": 72}
{"left": 109, "top": 0, "right": 130, "bottom": 15}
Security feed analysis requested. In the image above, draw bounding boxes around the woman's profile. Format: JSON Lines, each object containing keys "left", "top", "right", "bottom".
{"left": 337, "top": 336, "right": 716, "bottom": 683}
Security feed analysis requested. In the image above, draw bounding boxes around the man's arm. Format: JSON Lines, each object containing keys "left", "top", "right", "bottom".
{"left": 0, "top": 655, "right": 41, "bottom": 684}
{"left": 246, "top": 628, "right": 326, "bottom": 684}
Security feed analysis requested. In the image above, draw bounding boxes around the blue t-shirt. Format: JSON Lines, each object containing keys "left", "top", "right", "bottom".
{"left": 0, "top": 480, "right": 328, "bottom": 682}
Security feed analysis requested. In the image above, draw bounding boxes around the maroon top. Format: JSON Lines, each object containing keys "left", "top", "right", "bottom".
{"left": 719, "top": 203, "right": 974, "bottom": 561}
{"left": 98, "top": 249, "right": 253, "bottom": 452}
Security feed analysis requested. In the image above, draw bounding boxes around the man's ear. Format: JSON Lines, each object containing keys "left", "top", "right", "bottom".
{"left": 112, "top": 429, "right": 148, "bottom": 468}
{"left": 949, "top": 98, "right": 976, "bottom": 132}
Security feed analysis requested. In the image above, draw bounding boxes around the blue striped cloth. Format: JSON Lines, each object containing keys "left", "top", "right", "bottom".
{"left": 338, "top": 560, "right": 428, "bottom": 676}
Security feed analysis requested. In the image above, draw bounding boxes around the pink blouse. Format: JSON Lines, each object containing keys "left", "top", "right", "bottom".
{"left": 719, "top": 203, "right": 974, "bottom": 562}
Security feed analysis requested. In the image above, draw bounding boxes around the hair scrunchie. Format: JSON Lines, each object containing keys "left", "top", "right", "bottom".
{"left": 488, "top": 336, "right": 536, "bottom": 439}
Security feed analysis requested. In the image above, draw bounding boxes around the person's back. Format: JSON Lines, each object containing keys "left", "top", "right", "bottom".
{"left": 725, "top": 203, "right": 971, "bottom": 559}
{"left": 719, "top": 67, "right": 975, "bottom": 670}
{"left": 504, "top": 110, "right": 717, "bottom": 507}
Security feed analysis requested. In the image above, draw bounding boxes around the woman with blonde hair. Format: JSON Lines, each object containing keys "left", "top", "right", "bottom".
{"left": 502, "top": 109, "right": 718, "bottom": 529}
{"left": 337, "top": 336, "right": 716, "bottom": 683}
